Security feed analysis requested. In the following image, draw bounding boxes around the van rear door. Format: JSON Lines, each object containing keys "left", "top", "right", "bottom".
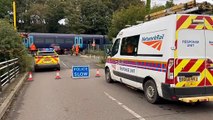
{"left": 205, "top": 30, "right": 213, "bottom": 89}
{"left": 175, "top": 29, "right": 207, "bottom": 94}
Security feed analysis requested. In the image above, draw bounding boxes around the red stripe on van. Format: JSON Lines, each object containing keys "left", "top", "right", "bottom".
{"left": 197, "top": 61, "right": 205, "bottom": 72}
{"left": 206, "top": 78, "right": 212, "bottom": 86}
{"left": 188, "top": 24, "right": 197, "bottom": 29}
{"left": 198, "top": 78, "right": 205, "bottom": 86}
{"left": 176, "top": 15, "right": 189, "bottom": 30}
{"left": 181, "top": 59, "right": 197, "bottom": 71}
{"left": 196, "top": 16, "right": 205, "bottom": 20}
{"left": 205, "top": 16, "right": 213, "bottom": 25}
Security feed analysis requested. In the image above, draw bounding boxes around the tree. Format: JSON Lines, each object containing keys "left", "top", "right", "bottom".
{"left": 109, "top": 0, "right": 144, "bottom": 11}
{"left": 65, "top": 0, "right": 84, "bottom": 33}
{"left": 108, "top": 5, "right": 146, "bottom": 39}
{"left": 7, "top": 0, "right": 145, "bottom": 34}
{"left": 0, "top": 20, "right": 30, "bottom": 71}
{"left": 0, "top": 0, "right": 12, "bottom": 19}
{"left": 16, "top": 0, "right": 50, "bottom": 32}
{"left": 165, "top": 0, "right": 174, "bottom": 8}
{"left": 65, "top": 0, "right": 112, "bottom": 34}
{"left": 146, "top": 0, "right": 151, "bottom": 14}
{"left": 46, "top": 0, "right": 67, "bottom": 33}
{"left": 81, "top": 0, "right": 111, "bottom": 34}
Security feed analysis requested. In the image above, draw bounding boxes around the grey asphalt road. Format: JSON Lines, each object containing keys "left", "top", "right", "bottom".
{"left": 4, "top": 55, "right": 213, "bottom": 120}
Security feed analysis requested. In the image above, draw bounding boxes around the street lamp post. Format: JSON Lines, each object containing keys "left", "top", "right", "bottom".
{"left": 13, "top": 0, "right": 17, "bottom": 31}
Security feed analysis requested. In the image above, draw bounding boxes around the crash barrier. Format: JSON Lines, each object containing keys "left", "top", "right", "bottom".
{"left": 0, "top": 58, "right": 19, "bottom": 92}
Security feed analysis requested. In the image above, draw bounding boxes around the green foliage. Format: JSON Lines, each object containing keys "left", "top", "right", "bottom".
{"left": 1, "top": 0, "right": 145, "bottom": 35}
{"left": 108, "top": 5, "right": 146, "bottom": 39}
{"left": 146, "top": 0, "right": 151, "bottom": 14}
{"left": 46, "top": 0, "right": 67, "bottom": 33}
{"left": 64, "top": 0, "right": 83, "bottom": 33}
{"left": 0, "top": 20, "right": 32, "bottom": 72}
{"left": 0, "top": 0, "right": 12, "bottom": 19}
{"left": 65, "top": 0, "right": 114, "bottom": 34}
{"left": 79, "top": 0, "right": 111, "bottom": 34}
{"left": 110, "top": 0, "right": 144, "bottom": 11}
{"left": 165, "top": 0, "right": 174, "bottom": 8}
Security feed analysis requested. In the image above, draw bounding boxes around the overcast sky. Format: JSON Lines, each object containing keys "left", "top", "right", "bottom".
{"left": 147, "top": 0, "right": 213, "bottom": 7}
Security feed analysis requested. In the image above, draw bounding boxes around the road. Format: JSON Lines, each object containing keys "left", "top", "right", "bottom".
{"left": 4, "top": 55, "right": 213, "bottom": 120}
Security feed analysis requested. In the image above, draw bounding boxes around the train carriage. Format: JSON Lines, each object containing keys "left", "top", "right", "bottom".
{"left": 23, "top": 33, "right": 111, "bottom": 53}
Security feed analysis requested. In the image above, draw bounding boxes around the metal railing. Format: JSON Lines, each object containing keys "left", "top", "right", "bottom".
{"left": 0, "top": 58, "right": 19, "bottom": 92}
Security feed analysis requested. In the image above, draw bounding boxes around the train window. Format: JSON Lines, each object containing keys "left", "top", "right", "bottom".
{"left": 95, "top": 39, "right": 100, "bottom": 44}
{"left": 65, "top": 39, "right": 73, "bottom": 44}
{"left": 45, "top": 38, "right": 54, "bottom": 43}
{"left": 79, "top": 37, "right": 83, "bottom": 44}
{"left": 83, "top": 40, "right": 88, "bottom": 44}
{"left": 56, "top": 39, "right": 64, "bottom": 44}
{"left": 24, "top": 39, "right": 28, "bottom": 44}
{"left": 34, "top": 38, "right": 44, "bottom": 43}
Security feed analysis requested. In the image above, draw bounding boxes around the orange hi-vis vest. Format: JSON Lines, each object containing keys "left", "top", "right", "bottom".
{"left": 76, "top": 45, "right": 79, "bottom": 52}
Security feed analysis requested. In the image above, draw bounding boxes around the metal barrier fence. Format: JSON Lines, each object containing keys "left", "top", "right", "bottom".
{"left": 0, "top": 58, "right": 19, "bottom": 92}
{"left": 86, "top": 44, "right": 112, "bottom": 51}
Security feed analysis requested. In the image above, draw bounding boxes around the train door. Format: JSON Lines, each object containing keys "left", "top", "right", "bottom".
{"left": 74, "top": 36, "right": 83, "bottom": 49}
{"left": 74, "top": 37, "right": 78, "bottom": 46}
{"left": 23, "top": 38, "right": 28, "bottom": 48}
{"left": 78, "top": 37, "right": 83, "bottom": 48}
{"left": 29, "top": 36, "right": 34, "bottom": 48}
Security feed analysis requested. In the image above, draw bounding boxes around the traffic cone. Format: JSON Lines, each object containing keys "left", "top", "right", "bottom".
{"left": 95, "top": 69, "right": 101, "bottom": 77}
{"left": 55, "top": 70, "right": 61, "bottom": 79}
{"left": 28, "top": 72, "right": 33, "bottom": 81}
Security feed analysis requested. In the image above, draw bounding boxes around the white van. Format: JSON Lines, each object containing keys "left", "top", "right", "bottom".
{"left": 105, "top": 14, "right": 213, "bottom": 104}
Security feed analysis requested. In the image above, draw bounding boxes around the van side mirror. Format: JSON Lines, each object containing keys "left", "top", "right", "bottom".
{"left": 106, "top": 48, "right": 111, "bottom": 56}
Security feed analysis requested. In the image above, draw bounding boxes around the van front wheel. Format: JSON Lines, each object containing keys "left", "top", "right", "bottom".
{"left": 105, "top": 68, "right": 113, "bottom": 83}
{"left": 144, "top": 80, "right": 160, "bottom": 104}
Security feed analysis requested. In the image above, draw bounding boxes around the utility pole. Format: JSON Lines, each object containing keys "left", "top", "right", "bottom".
{"left": 13, "top": 0, "right": 17, "bottom": 31}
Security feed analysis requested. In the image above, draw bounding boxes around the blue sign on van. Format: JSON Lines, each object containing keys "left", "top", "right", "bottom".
{"left": 72, "top": 66, "right": 90, "bottom": 78}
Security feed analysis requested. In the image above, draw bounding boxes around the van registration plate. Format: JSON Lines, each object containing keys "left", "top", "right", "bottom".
{"left": 179, "top": 76, "right": 198, "bottom": 82}
{"left": 178, "top": 76, "right": 199, "bottom": 86}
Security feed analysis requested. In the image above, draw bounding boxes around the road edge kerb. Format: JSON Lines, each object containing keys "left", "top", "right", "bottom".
{"left": 0, "top": 73, "right": 28, "bottom": 119}
{"left": 95, "top": 64, "right": 105, "bottom": 68}
{"left": 80, "top": 55, "right": 89, "bottom": 58}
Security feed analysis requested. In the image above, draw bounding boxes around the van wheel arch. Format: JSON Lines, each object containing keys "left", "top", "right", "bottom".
{"left": 143, "top": 76, "right": 153, "bottom": 88}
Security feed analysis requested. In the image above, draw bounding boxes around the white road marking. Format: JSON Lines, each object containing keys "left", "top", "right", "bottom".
{"left": 61, "top": 61, "right": 69, "bottom": 68}
{"left": 104, "top": 92, "right": 145, "bottom": 120}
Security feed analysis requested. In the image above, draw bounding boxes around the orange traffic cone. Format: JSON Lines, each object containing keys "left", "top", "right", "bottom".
{"left": 28, "top": 72, "right": 33, "bottom": 81}
{"left": 55, "top": 70, "right": 61, "bottom": 79}
{"left": 95, "top": 69, "right": 101, "bottom": 77}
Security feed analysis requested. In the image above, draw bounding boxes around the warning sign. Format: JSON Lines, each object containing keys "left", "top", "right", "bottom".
{"left": 72, "top": 66, "right": 90, "bottom": 78}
